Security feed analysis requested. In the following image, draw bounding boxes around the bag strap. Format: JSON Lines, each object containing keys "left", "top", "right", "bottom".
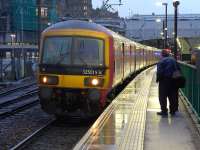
{"left": 173, "top": 59, "right": 178, "bottom": 71}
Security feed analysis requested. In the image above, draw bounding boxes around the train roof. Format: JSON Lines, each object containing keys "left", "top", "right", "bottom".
{"left": 43, "top": 20, "right": 113, "bottom": 36}
{"left": 43, "top": 20, "right": 158, "bottom": 51}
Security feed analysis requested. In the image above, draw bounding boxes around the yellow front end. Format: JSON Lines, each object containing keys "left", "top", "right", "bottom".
{"left": 38, "top": 29, "right": 110, "bottom": 89}
{"left": 38, "top": 29, "right": 111, "bottom": 115}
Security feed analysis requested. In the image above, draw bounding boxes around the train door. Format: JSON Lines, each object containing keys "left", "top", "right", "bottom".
{"left": 138, "top": 48, "right": 141, "bottom": 70}
{"left": 113, "top": 41, "right": 121, "bottom": 84}
{"left": 141, "top": 48, "right": 143, "bottom": 69}
{"left": 143, "top": 49, "right": 145, "bottom": 67}
{"left": 124, "top": 43, "right": 130, "bottom": 78}
{"left": 129, "top": 45, "right": 132, "bottom": 73}
{"left": 122, "top": 43, "right": 125, "bottom": 79}
{"left": 148, "top": 50, "right": 151, "bottom": 66}
{"left": 134, "top": 45, "right": 136, "bottom": 72}
{"left": 146, "top": 50, "right": 149, "bottom": 66}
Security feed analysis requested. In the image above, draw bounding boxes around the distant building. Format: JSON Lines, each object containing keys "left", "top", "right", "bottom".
{"left": 0, "top": 0, "right": 10, "bottom": 43}
{"left": 56, "top": 0, "right": 66, "bottom": 18}
{"left": 126, "top": 14, "right": 200, "bottom": 41}
{"left": 0, "top": 0, "right": 57, "bottom": 44}
{"left": 57, "top": 0, "right": 119, "bottom": 19}
{"left": 58, "top": 0, "right": 92, "bottom": 18}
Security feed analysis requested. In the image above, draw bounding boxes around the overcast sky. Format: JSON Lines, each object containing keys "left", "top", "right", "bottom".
{"left": 92, "top": 0, "right": 200, "bottom": 17}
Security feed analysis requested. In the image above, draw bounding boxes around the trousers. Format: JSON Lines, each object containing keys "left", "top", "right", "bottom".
{"left": 158, "top": 78, "right": 178, "bottom": 113}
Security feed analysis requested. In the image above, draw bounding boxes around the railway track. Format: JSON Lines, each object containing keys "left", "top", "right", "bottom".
{"left": 10, "top": 119, "right": 55, "bottom": 150}
{"left": 0, "top": 81, "right": 37, "bottom": 97}
{"left": 0, "top": 82, "right": 39, "bottom": 119}
{"left": 10, "top": 118, "right": 92, "bottom": 150}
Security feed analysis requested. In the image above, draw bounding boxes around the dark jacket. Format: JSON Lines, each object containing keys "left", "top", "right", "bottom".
{"left": 156, "top": 56, "right": 180, "bottom": 82}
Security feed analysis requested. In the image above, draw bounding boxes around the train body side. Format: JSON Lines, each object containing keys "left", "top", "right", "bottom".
{"left": 111, "top": 35, "right": 158, "bottom": 87}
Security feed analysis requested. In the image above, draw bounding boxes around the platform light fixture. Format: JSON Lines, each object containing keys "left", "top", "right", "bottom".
{"left": 173, "top": 0, "right": 180, "bottom": 60}
{"left": 10, "top": 33, "right": 16, "bottom": 80}
{"left": 10, "top": 34, "right": 16, "bottom": 42}
{"left": 155, "top": 1, "right": 162, "bottom": 6}
{"left": 162, "top": 3, "right": 168, "bottom": 48}
{"left": 47, "top": 22, "right": 51, "bottom": 26}
{"left": 156, "top": 18, "right": 161, "bottom": 23}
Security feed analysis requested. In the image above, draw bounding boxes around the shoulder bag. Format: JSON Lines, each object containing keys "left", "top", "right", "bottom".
{"left": 172, "top": 62, "right": 186, "bottom": 88}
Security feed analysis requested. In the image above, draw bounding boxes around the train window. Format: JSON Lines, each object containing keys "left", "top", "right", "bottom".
{"left": 42, "top": 36, "right": 104, "bottom": 66}
{"left": 73, "top": 37, "right": 104, "bottom": 66}
{"left": 42, "top": 37, "right": 72, "bottom": 64}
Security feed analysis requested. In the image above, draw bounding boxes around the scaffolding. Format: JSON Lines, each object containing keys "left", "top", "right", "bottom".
{"left": 0, "top": 0, "right": 58, "bottom": 82}
{"left": 10, "top": 0, "right": 57, "bottom": 31}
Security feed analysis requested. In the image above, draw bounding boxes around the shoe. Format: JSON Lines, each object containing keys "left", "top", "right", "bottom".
{"left": 170, "top": 111, "right": 176, "bottom": 116}
{"left": 157, "top": 111, "right": 168, "bottom": 116}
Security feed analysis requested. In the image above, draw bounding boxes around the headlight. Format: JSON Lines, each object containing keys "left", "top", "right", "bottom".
{"left": 84, "top": 77, "right": 104, "bottom": 87}
{"left": 91, "top": 78, "right": 99, "bottom": 86}
{"left": 42, "top": 76, "right": 48, "bottom": 83}
{"left": 40, "top": 75, "right": 58, "bottom": 85}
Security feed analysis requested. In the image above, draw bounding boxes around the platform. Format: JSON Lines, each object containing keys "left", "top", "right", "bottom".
{"left": 73, "top": 67, "right": 200, "bottom": 150}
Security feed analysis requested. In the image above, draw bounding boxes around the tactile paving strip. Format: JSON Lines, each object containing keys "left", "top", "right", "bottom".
{"left": 118, "top": 68, "right": 155, "bottom": 150}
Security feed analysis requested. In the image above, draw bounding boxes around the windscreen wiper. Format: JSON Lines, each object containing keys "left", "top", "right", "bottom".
{"left": 55, "top": 52, "right": 70, "bottom": 64}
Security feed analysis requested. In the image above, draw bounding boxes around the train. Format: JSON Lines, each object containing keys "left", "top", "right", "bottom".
{"left": 37, "top": 20, "right": 160, "bottom": 117}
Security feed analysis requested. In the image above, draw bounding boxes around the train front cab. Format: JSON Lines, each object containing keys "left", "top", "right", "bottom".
{"left": 38, "top": 29, "right": 114, "bottom": 116}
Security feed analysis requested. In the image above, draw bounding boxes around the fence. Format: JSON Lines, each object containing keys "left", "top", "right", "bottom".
{"left": 0, "top": 47, "right": 38, "bottom": 82}
{"left": 179, "top": 61, "right": 200, "bottom": 121}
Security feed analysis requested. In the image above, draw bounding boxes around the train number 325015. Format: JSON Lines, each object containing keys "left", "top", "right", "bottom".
{"left": 82, "top": 69, "right": 103, "bottom": 75}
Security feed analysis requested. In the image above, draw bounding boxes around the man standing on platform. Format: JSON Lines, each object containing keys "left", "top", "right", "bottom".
{"left": 156, "top": 49, "right": 179, "bottom": 116}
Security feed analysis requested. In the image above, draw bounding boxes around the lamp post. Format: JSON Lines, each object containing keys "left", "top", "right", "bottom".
{"left": 10, "top": 33, "right": 16, "bottom": 80}
{"left": 37, "top": 0, "right": 41, "bottom": 49}
{"left": 155, "top": 18, "right": 165, "bottom": 48}
{"left": 173, "top": 0, "right": 180, "bottom": 60}
{"left": 162, "top": 20, "right": 165, "bottom": 48}
{"left": 138, "top": 21, "right": 145, "bottom": 42}
{"left": 20, "top": 0, "right": 25, "bottom": 78}
{"left": 155, "top": 18, "right": 161, "bottom": 36}
{"left": 162, "top": 3, "right": 168, "bottom": 48}
{"left": 155, "top": 2, "right": 168, "bottom": 48}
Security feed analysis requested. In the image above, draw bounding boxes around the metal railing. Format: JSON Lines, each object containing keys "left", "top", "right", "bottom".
{"left": 179, "top": 61, "right": 200, "bottom": 121}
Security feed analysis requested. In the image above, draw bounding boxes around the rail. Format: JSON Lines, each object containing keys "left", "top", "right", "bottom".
{"left": 178, "top": 61, "right": 200, "bottom": 122}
